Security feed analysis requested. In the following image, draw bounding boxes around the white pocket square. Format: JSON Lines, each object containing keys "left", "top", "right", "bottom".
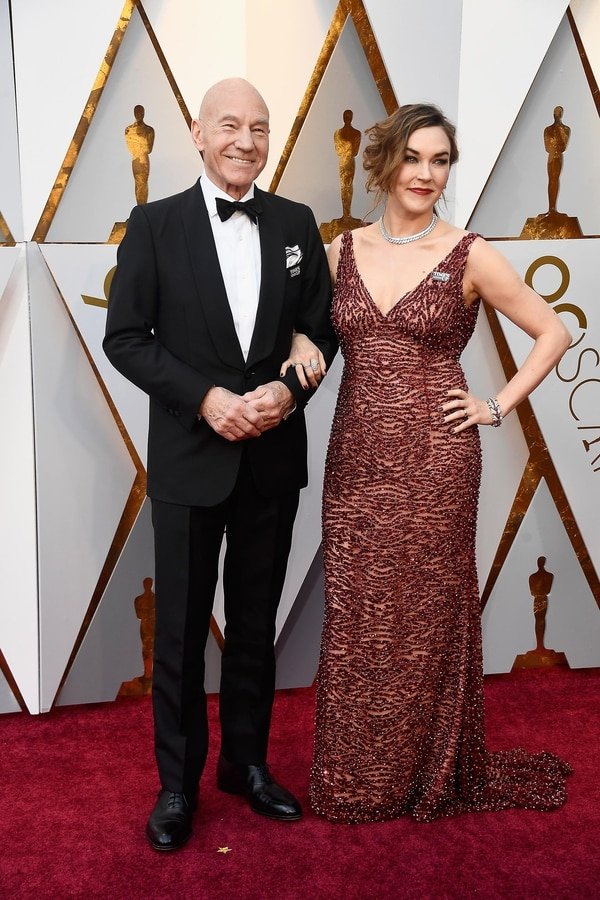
{"left": 285, "top": 245, "right": 303, "bottom": 268}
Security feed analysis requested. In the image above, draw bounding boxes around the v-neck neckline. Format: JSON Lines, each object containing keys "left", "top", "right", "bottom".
{"left": 347, "top": 231, "right": 470, "bottom": 319}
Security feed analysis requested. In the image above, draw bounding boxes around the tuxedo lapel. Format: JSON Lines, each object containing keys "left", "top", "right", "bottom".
{"left": 181, "top": 180, "right": 245, "bottom": 370}
{"left": 247, "top": 189, "right": 286, "bottom": 367}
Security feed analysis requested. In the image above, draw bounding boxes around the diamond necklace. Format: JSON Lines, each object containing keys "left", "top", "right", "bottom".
{"left": 379, "top": 212, "right": 438, "bottom": 245}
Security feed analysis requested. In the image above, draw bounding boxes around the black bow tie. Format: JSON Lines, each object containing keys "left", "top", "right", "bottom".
{"left": 215, "top": 196, "right": 262, "bottom": 224}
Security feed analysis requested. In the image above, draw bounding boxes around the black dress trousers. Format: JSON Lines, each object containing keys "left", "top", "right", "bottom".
{"left": 151, "top": 452, "right": 300, "bottom": 798}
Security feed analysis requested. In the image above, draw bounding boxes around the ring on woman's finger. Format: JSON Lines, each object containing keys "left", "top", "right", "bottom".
{"left": 463, "top": 409, "right": 469, "bottom": 419}
{"left": 310, "top": 358, "right": 319, "bottom": 371}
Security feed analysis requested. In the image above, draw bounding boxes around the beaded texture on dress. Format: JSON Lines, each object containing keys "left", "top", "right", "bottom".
{"left": 310, "top": 230, "right": 571, "bottom": 824}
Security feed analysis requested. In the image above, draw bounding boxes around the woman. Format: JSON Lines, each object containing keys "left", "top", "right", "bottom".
{"left": 285, "top": 103, "right": 572, "bottom": 824}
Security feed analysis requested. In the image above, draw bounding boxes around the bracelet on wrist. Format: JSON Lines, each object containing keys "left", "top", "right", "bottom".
{"left": 486, "top": 397, "right": 503, "bottom": 427}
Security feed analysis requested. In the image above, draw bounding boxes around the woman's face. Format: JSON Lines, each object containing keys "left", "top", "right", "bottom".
{"left": 388, "top": 125, "right": 451, "bottom": 214}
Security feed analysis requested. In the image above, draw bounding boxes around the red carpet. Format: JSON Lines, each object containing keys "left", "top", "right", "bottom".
{"left": 1, "top": 669, "right": 599, "bottom": 899}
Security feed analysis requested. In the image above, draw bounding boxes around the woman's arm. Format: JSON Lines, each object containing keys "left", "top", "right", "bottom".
{"left": 444, "top": 237, "right": 571, "bottom": 432}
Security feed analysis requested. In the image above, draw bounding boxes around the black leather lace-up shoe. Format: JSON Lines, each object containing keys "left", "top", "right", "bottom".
{"left": 217, "top": 755, "right": 302, "bottom": 821}
{"left": 145, "top": 789, "right": 195, "bottom": 851}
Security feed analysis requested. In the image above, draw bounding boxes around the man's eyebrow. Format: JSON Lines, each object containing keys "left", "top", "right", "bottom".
{"left": 216, "top": 113, "right": 269, "bottom": 126}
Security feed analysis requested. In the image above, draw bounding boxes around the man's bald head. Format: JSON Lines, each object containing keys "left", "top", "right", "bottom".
{"left": 198, "top": 78, "right": 269, "bottom": 122}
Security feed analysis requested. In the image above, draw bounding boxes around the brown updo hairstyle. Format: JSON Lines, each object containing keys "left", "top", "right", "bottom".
{"left": 363, "top": 103, "right": 459, "bottom": 206}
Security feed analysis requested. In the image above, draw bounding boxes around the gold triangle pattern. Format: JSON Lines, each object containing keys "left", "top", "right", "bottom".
{"left": 480, "top": 303, "right": 600, "bottom": 613}
{"left": 0, "top": 647, "right": 26, "bottom": 712}
{"left": 32, "top": 0, "right": 191, "bottom": 245}
{"left": 0, "top": 210, "right": 15, "bottom": 246}
{"left": 462, "top": 12, "right": 600, "bottom": 615}
{"left": 568, "top": 8, "right": 600, "bottom": 118}
{"left": 32, "top": 0, "right": 135, "bottom": 244}
{"left": 470, "top": 12, "right": 600, "bottom": 242}
{"left": 269, "top": 0, "right": 397, "bottom": 194}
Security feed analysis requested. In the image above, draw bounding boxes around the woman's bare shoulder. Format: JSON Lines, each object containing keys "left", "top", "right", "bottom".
{"left": 349, "top": 222, "right": 379, "bottom": 250}
{"left": 437, "top": 221, "right": 469, "bottom": 242}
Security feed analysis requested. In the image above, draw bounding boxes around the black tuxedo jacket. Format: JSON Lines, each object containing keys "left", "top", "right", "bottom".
{"left": 103, "top": 178, "right": 337, "bottom": 506}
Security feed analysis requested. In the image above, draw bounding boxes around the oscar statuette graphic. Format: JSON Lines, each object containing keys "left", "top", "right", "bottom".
{"left": 320, "top": 109, "right": 365, "bottom": 242}
{"left": 520, "top": 106, "right": 583, "bottom": 239}
{"left": 118, "top": 577, "right": 156, "bottom": 696}
{"left": 512, "top": 557, "right": 569, "bottom": 670}
{"left": 109, "top": 105, "right": 155, "bottom": 244}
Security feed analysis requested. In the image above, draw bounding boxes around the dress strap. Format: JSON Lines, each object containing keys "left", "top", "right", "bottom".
{"left": 335, "top": 230, "right": 355, "bottom": 283}
{"left": 447, "top": 231, "right": 482, "bottom": 279}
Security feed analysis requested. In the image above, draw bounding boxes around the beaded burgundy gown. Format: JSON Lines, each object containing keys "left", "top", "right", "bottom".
{"left": 310, "top": 230, "right": 570, "bottom": 824}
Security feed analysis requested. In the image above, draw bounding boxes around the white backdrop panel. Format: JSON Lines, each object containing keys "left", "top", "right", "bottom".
{"left": 41, "top": 244, "right": 149, "bottom": 465}
{"left": 496, "top": 240, "right": 600, "bottom": 578}
{"left": 364, "top": 0, "right": 461, "bottom": 117}
{"left": 247, "top": 0, "right": 338, "bottom": 189}
{"left": 456, "top": 0, "right": 569, "bottom": 228}
{"left": 0, "top": 247, "right": 19, "bottom": 296}
{"left": 143, "top": 0, "right": 246, "bottom": 127}
{"left": 461, "top": 304, "right": 530, "bottom": 590}
{"left": 0, "top": 0, "right": 23, "bottom": 241}
{"left": 29, "top": 244, "right": 137, "bottom": 711}
{"left": 364, "top": 0, "right": 462, "bottom": 223}
{"left": 0, "top": 247, "right": 38, "bottom": 712}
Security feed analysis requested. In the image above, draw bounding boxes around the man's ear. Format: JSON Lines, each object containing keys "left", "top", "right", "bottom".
{"left": 191, "top": 119, "right": 204, "bottom": 155}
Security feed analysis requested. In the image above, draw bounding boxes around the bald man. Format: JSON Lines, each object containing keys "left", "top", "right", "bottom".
{"left": 104, "top": 78, "right": 336, "bottom": 850}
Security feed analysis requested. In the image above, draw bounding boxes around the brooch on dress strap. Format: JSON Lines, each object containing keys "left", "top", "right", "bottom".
{"left": 432, "top": 271, "right": 450, "bottom": 282}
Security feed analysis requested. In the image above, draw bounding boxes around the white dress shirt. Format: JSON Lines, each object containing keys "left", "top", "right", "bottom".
{"left": 200, "top": 175, "right": 261, "bottom": 361}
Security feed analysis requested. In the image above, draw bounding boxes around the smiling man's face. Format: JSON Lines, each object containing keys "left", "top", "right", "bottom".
{"left": 191, "top": 78, "right": 270, "bottom": 200}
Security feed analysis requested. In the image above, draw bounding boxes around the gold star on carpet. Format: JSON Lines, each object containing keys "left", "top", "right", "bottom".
{"left": 217, "top": 846, "right": 232, "bottom": 854}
